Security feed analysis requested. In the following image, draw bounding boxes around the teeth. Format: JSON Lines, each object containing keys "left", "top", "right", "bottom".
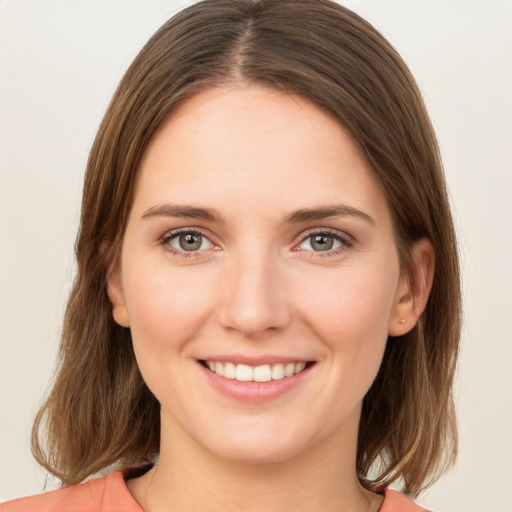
{"left": 294, "top": 361, "right": 306, "bottom": 374}
{"left": 271, "top": 363, "right": 285, "bottom": 380}
{"left": 235, "top": 364, "right": 253, "bottom": 382}
{"left": 215, "top": 361, "right": 224, "bottom": 377}
{"left": 284, "top": 362, "right": 295, "bottom": 377}
{"left": 205, "top": 361, "right": 309, "bottom": 382}
{"left": 254, "top": 364, "right": 272, "bottom": 382}
{"left": 223, "top": 362, "right": 236, "bottom": 379}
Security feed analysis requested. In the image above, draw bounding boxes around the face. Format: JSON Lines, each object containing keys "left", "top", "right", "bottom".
{"left": 109, "top": 85, "right": 416, "bottom": 465}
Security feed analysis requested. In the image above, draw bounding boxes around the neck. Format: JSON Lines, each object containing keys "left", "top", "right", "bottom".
{"left": 128, "top": 412, "right": 381, "bottom": 512}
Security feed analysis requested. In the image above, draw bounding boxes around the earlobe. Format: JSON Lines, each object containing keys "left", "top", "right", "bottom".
{"left": 388, "top": 238, "right": 435, "bottom": 337}
{"left": 107, "top": 267, "right": 130, "bottom": 328}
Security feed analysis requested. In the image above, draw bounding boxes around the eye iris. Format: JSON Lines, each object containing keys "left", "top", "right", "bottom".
{"left": 311, "top": 234, "right": 333, "bottom": 251}
{"left": 179, "top": 233, "right": 202, "bottom": 251}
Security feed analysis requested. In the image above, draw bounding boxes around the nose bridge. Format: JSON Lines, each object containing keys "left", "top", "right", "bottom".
{"left": 218, "top": 244, "right": 291, "bottom": 336}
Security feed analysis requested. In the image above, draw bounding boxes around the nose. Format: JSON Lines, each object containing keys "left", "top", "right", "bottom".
{"left": 218, "top": 250, "right": 292, "bottom": 338}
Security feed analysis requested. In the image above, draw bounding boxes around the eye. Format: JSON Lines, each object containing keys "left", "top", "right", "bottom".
{"left": 297, "top": 230, "right": 352, "bottom": 254}
{"left": 164, "top": 230, "right": 214, "bottom": 253}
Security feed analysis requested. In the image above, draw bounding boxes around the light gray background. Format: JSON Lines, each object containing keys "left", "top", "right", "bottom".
{"left": 1, "top": 1, "right": 511, "bottom": 510}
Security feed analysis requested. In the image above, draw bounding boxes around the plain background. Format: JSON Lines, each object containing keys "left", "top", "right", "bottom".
{"left": 1, "top": 1, "right": 511, "bottom": 510}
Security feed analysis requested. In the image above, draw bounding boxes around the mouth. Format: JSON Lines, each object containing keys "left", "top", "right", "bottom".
{"left": 200, "top": 360, "right": 314, "bottom": 382}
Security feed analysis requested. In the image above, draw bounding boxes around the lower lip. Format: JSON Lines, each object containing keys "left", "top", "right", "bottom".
{"left": 198, "top": 362, "right": 314, "bottom": 403}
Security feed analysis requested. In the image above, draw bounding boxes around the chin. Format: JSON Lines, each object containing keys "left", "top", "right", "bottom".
{"left": 209, "top": 439, "right": 305, "bottom": 466}
{"left": 194, "top": 419, "right": 318, "bottom": 466}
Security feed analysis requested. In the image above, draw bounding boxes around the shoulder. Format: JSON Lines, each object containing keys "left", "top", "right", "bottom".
{"left": 0, "top": 471, "right": 142, "bottom": 512}
{"left": 380, "top": 489, "right": 430, "bottom": 512}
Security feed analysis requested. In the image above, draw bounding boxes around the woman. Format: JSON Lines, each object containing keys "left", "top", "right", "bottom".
{"left": 1, "top": 1, "right": 461, "bottom": 511}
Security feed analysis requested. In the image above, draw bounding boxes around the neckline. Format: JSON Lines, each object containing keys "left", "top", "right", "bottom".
{"left": 116, "top": 470, "right": 422, "bottom": 512}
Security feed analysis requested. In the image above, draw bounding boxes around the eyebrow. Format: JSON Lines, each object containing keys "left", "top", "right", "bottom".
{"left": 141, "top": 203, "right": 375, "bottom": 226}
{"left": 142, "top": 204, "right": 226, "bottom": 223}
{"left": 284, "top": 205, "right": 376, "bottom": 226}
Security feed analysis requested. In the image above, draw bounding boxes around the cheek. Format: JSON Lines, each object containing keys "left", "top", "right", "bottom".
{"left": 122, "top": 262, "right": 219, "bottom": 353}
{"left": 293, "top": 263, "right": 399, "bottom": 367}
{"left": 295, "top": 267, "right": 399, "bottom": 422}
{"left": 121, "top": 263, "right": 223, "bottom": 410}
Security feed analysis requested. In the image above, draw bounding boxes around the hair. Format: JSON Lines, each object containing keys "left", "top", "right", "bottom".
{"left": 31, "top": 0, "right": 461, "bottom": 497}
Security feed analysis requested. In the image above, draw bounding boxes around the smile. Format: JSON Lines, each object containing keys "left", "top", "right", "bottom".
{"left": 203, "top": 360, "right": 309, "bottom": 382}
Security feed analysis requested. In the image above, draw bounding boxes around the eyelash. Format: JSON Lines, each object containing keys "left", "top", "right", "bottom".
{"left": 159, "top": 227, "right": 354, "bottom": 258}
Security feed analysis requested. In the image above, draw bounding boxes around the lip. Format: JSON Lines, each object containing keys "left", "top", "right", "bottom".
{"left": 197, "top": 358, "right": 315, "bottom": 403}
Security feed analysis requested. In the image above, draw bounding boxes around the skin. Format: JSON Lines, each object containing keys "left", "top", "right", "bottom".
{"left": 108, "top": 85, "right": 434, "bottom": 512}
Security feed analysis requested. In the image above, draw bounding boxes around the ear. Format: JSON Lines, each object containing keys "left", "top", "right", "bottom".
{"left": 388, "top": 238, "right": 435, "bottom": 336}
{"left": 107, "top": 266, "right": 130, "bottom": 328}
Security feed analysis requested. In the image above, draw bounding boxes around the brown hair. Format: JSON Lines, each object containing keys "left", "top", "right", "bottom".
{"left": 32, "top": 0, "right": 461, "bottom": 497}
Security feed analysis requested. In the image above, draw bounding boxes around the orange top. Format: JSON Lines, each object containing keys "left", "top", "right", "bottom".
{"left": 1, "top": 471, "right": 428, "bottom": 512}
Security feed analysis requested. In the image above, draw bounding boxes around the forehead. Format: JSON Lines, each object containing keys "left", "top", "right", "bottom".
{"left": 133, "top": 85, "right": 390, "bottom": 226}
